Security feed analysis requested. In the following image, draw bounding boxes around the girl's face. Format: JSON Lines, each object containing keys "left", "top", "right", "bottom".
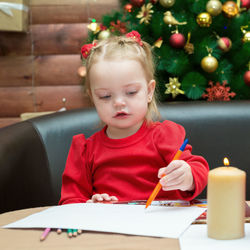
{"left": 89, "top": 59, "right": 155, "bottom": 139}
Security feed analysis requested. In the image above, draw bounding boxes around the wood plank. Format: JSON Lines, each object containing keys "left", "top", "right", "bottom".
{"left": 0, "top": 55, "right": 83, "bottom": 86}
{"left": 0, "top": 118, "right": 21, "bottom": 129}
{"left": 34, "top": 85, "right": 92, "bottom": 111}
{"left": 34, "top": 55, "right": 83, "bottom": 86}
{"left": 0, "top": 86, "right": 92, "bottom": 116}
{"left": 30, "top": 0, "right": 88, "bottom": 5}
{"left": 88, "top": 0, "right": 120, "bottom": 23}
{"left": 0, "top": 56, "right": 33, "bottom": 87}
{"left": 32, "top": 23, "right": 88, "bottom": 55}
{"left": 31, "top": 5, "right": 88, "bottom": 24}
{"left": 30, "top": 0, "right": 120, "bottom": 24}
{"left": 0, "top": 32, "right": 31, "bottom": 56}
{"left": 0, "top": 23, "right": 87, "bottom": 56}
{"left": 0, "top": 87, "right": 35, "bottom": 116}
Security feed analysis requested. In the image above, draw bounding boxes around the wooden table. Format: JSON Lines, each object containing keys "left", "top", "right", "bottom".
{"left": 0, "top": 207, "right": 180, "bottom": 250}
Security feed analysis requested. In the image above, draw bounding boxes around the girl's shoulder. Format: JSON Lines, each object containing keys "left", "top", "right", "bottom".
{"left": 149, "top": 120, "right": 186, "bottom": 143}
{"left": 71, "top": 128, "right": 103, "bottom": 147}
{"left": 151, "top": 120, "right": 185, "bottom": 135}
{"left": 71, "top": 133, "right": 86, "bottom": 146}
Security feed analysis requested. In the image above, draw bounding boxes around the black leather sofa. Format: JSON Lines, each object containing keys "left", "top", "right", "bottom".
{"left": 1, "top": 101, "right": 250, "bottom": 214}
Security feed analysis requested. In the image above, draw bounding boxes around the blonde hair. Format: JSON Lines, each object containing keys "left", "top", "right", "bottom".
{"left": 85, "top": 35, "right": 160, "bottom": 123}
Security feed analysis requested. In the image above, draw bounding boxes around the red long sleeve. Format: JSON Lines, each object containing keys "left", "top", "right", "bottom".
{"left": 153, "top": 120, "right": 209, "bottom": 200}
{"left": 59, "top": 134, "right": 92, "bottom": 204}
{"left": 59, "top": 121, "right": 209, "bottom": 205}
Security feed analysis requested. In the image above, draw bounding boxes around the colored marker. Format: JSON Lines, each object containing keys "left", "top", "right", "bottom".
{"left": 145, "top": 139, "right": 189, "bottom": 209}
{"left": 72, "top": 229, "right": 78, "bottom": 237}
{"left": 67, "top": 229, "right": 73, "bottom": 238}
{"left": 40, "top": 228, "right": 51, "bottom": 241}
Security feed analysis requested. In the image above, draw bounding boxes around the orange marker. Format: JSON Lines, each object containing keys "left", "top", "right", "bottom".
{"left": 145, "top": 139, "right": 189, "bottom": 209}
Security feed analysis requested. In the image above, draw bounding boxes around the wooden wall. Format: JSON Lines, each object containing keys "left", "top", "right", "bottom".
{"left": 0, "top": 0, "right": 120, "bottom": 128}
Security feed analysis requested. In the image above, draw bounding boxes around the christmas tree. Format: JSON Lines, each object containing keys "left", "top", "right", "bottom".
{"left": 85, "top": 0, "right": 250, "bottom": 102}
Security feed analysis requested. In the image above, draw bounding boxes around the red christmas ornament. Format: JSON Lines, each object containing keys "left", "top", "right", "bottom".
{"left": 81, "top": 43, "right": 96, "bottom": 59}
{"left": 110, "top": 20, "right": 127, "bottom": 34}
{"left": 124, "top": 3, "right": 133, "bottom": 12}
{"left": 130, "top": 0, "right": 145, "bottom": 7}
{"left": 244, "top": 70, "right": 250, "bottom": 86}
{"left": 202, "top": 80, "right": 236, "bottom": 101}
{"left": 217, "top": 37, "right": 232, "bottom": 52}
{"left": 151, "top": 0, "right": 158, "bottom": 4}
{"left": 169, "top": 33, "right": 186, "bottom": 48}
{"left": 241, "top": 0, "right": 250, "bottom": 9}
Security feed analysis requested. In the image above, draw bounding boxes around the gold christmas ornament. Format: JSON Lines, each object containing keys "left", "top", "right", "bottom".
{"left": 201, "top": 55, "right": 218, "bottom": 72}
{"left": 98, "top": 30, "right": 111, "bottom": 40}
{"left": 217, "top": 37, "right": 232, "bottom": 52}
{"left": 241, "top": 26, "right": 250, "bottom": 43}
{"left": 77, "top": 66, "right": 86, "bottom": 78}
{"left": 201, "top": 48, "right": 219, "bottom": 73}
{"left": 206, "top": 0, "right": 222, "bottom": 16}
{"left": 163, "top": 11, "right": 187, "bottom": 26}
{"left": 243, "top": 31, "right": 250, "bottom": 43}
{"left": 159, "top": 0, "right": 175, "bottom": 8}
{"left": 184, "top": 43, "right": 194, "bottom": 54}
{"left": 136, "top": 3, "right": 154, "bottom": 24}
{"left": 222, "top": 1, "right": 239, "bottom": 18}
{"left": 165, "top": 77, "right": 185, "bottom": 98}
{"left": 213, "top": 32, "right": 232, "bottom": 52}
{"left": 184, "top": 32, "right": 194, "bottom": 54}
{"left": 196, "top": 12, "right": 212, "bottom": 27}
{"left": 87, "top": 19, "right": 100, "bottom": 34}
{"left": 153, "top": 37, "right": 163, "bottom": 48}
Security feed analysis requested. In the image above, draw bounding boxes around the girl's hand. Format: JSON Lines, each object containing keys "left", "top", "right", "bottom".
{"left": 56, "top": 195, "right": 118, "bottom": 238}
{"left": 158, "top": 160, "right": 195, "bottom": 192}
{"left": 86, "top": 193, "right": 118, "bottom": 203}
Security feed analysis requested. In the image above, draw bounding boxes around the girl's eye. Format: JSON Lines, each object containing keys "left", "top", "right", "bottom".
{"left": 99, "top": 95, "right": 111, "bottom": 100}
{"left": 127, "top": 90, "right": 137, "bottom": 95}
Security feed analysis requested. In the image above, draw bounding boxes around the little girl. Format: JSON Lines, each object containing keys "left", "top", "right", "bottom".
{"left": 59, "top": 31, "right": 209, "bottom": 206}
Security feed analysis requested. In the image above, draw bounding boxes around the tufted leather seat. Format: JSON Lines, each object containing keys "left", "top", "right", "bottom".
{"left": 0, "top": 101, "right": 250, "bottom": 213}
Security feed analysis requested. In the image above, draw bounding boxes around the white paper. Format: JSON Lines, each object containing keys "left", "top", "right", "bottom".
{"left": 3, "top": 203, "right": 206, "bottom": 238}
{"left": 179, "top": 224, "right": 250, "bottom": 250}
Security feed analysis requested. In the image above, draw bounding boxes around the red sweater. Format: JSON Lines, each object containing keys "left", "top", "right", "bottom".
{"left": 59, "top": 120, "right": 209, "bottom": 205}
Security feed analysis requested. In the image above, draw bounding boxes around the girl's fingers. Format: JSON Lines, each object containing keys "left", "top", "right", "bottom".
{"left": 158, "top": 160, "right": 186, "bottom": 178}
{"left": 161, "top": 176, "right": 185, "bottom": 191}
{"left": 92, "top": 194, "right": 103, "bottom": 202}
{"left": 90, "top": 194, "right": 119, "bottom": 203}
{"left": 162, "top": 184, "right": 182, "bottom": 191}
{"left": 160, "top": 168, "right": 184, "bottom": 185}
{"left": 100, "top": 193, "right": 111, "bottom": 200}
{"left": 158, "top": 167, "right": 167, "bottom": 178}
{"left": 110, "top": 196, "right": 118, "bottom": 201}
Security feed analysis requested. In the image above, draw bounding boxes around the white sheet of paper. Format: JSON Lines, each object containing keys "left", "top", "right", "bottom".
{"left": 3, "top": 203, "right": 206, "bottom": 238}
{"left": 179, "top": 224, "right": 250, "bottom": 250}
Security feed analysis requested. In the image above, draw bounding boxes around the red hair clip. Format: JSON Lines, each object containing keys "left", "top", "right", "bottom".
{"left": 81, "top": 43, "right": 97, "bottom": 59}
{"left": 126, "top": 30, "right": 143, "bottom": 46}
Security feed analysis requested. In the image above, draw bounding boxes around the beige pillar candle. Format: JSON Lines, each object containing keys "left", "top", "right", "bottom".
{"left": 207, "top": 158, "right": 246, "bottom": 240}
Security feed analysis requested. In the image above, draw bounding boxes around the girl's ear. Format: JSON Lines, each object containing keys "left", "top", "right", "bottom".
{"left": 147, "top": 80, "right": 156, "bottom": 103}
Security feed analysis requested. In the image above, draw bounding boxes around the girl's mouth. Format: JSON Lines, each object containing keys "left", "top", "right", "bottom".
{"left": 114, "top": 112, "right": 129, "bottom": 118}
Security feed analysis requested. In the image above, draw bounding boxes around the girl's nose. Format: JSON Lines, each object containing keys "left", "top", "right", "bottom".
{"left": 113, "top": 96, "right": 126, "bottom": 107}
